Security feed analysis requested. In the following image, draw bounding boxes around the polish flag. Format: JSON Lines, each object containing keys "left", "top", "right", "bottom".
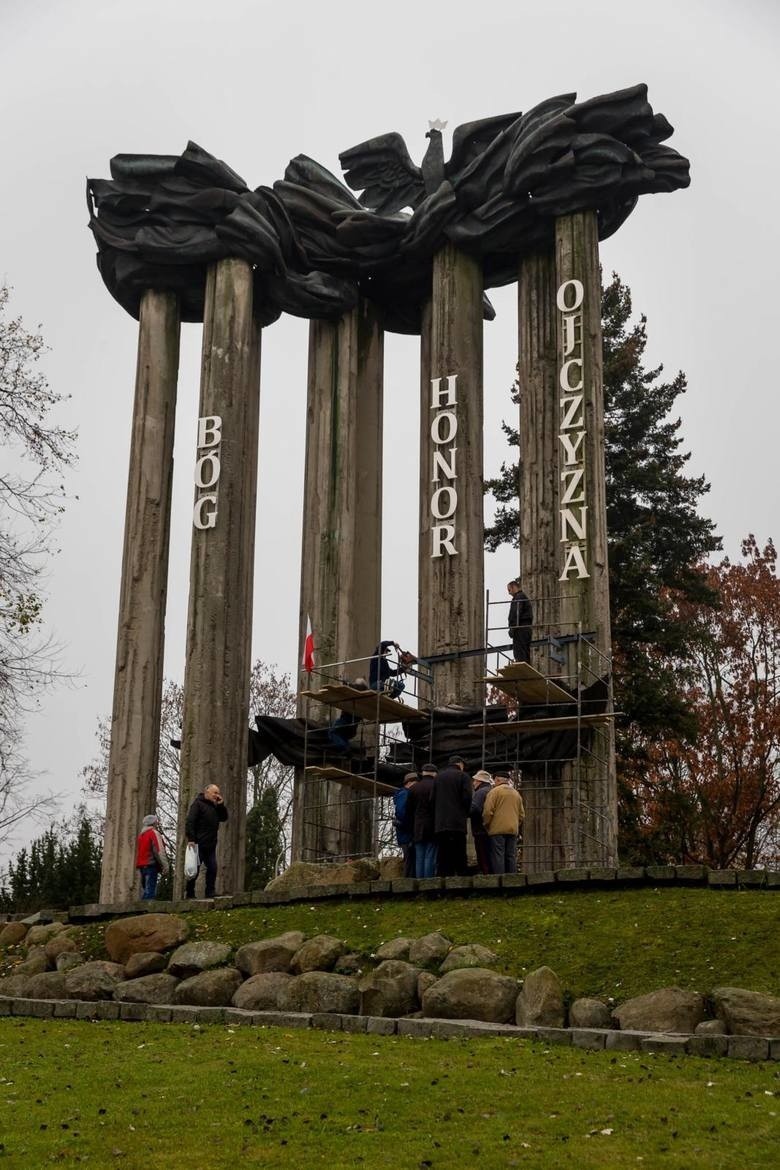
{"left": 302, "top": 616, "right": 315, "bottom": 674}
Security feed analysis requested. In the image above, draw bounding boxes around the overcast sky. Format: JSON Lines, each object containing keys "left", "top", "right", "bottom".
{"left": 1, "top": 0, "right": 777, "bottom": 856}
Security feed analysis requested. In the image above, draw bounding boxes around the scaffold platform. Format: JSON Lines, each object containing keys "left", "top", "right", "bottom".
{"left": 303, "top": 765, "right": 398, "bottom": 798}
{"left": 482, "top": 661, "right": 574, "bottom": 705}
{"left": 471, "top": 711, "right": 616, "bottom": 735}
{"left": 299, "top": 683, "right": 428, "bottom": 723}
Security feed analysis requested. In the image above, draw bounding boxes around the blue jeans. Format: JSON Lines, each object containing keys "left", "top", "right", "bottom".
{"left": 139, "top": 865, "right": 159, "bottom": 900}
{"left": 490, "top": 834, "right": 518, "bottom": 875}
{"left": 415, "top": 841, "right": 438, "bottom": 879}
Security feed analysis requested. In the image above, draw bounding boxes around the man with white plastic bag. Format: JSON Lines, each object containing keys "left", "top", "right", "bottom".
{"left": 184, "top": 784, "right": 228, "bottom": 898}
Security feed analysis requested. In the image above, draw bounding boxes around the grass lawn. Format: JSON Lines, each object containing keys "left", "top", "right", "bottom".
{"left": 167, "top": 887, "right": 780, "bottom": 1001}
{"left": 0, "top": 1018, "right": 777, "bottom": 1169}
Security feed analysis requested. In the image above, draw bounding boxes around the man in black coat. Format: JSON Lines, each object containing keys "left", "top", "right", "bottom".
{"left": 406, "top": 763, "right": 438, "bottom": 878}
{"left": 507, "top": 577, "right": 533, "bottom": 664}
{"left": 434, "top": 755, "right": 473, "bottom": 877}
{"left": 184, "top": 783, "right": 228, "bottom": 898}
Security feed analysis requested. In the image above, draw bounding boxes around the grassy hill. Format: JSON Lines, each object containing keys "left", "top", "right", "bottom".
{"left": 147, "top": 886, "right": 777, "bottom": 1002}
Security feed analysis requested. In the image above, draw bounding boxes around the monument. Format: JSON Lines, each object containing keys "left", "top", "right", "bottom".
{"left": 87, "top": 84, "right": 689, "bottom": 899}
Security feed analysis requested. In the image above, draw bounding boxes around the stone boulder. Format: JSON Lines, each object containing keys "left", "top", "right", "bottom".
{"left": 232, "top": 972, "right": 293, "bottom": 1011}
{"left": 56, "top": 952, "right": 85, "bottom": 974}
{"left": 168, "top": 942, "right": 233, "bottom": 979}
{"left": 65, "top": 961, "right": 125, "bottom": 1000}
{"left": 612, "top": 987, "right": 705, "bottom": 1034}
{"left": 266, "top": 859, "right": 379, "bottom": 893}
{"left": 25, "top": 971, "right": 68, "bottom": 999}
{"left": 26, "top": 922, "right": 67, "bottom": 948}
{"left": 124, "top": 952, "right": 168, "bottom": 979}
{"left": 114, "top": 974, "right": 180, "bottom": 1005}
{"left": 174, "top": 967, "right": 243, "bottom": 1007}
{"left": 0, "top": 922, "right": 28, "bottom": 946}
{"left": 235, "top": 933, "right": 306, "bottom": 976}
{"left": 334, "top": 953, "right": 363, "bottom": 976}
{"left": 359, "top": 960, "right": 420, "bottom": 1018}
{"left": 378, "top": 856, "right": 405, "bottom": 880}
{"left": 408, "top": 932, "right": 452, "bottom": 968}
{"left": 440, "top": 944, "right": 498, "bottom": 974}
{"left": 0, "top": 974, "right": 30, "bottom": 997}
{"left": 278, "top": 972, "right": 359, "bottom": 1015}
{"left": 422, "top": 968, "right": 518, "bottom": 1024}
{"left": 569, "top": 998, "right": 612, "bottom": 1029}
{"left": 104, "top": 914, "right": 189, "bottom": 963}
{"left": 712, "top": 987, "right": 780, "bottom": 1037}
{"left": 375, "top": 938, "right": 412, "bottom": 962}
{"left": 695, "top": 1018, "right": 726, "bottom": 1035}
{"left": 44, "top": 935, "right": 79, "bottom": 963}
{"left": 290, "top": 935, "right": 345, "bottom": 974}
{"left": 516, "top": 967, "right": 566, "bottom": 1028}
{"left": 14, "top": 950, "right": 50, "bottom": 977}
{"left": 418, "top": 972, "right": 438, "bottom": 1001}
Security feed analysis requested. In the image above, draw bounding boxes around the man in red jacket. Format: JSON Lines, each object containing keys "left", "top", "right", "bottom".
{"left": 135, "top": 814, "right": 169, "bottom": 900}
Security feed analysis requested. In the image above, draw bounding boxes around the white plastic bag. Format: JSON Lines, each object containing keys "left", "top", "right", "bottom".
{"left": 184, "top": 842, "right": 199, "bottom": 879}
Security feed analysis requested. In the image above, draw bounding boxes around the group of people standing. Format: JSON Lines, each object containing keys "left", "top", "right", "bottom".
{"left": 134, "top": 783, "right": 228, "bottom": 901}
{"left": 392, "top": 757, "right": 525, "bottom": 879}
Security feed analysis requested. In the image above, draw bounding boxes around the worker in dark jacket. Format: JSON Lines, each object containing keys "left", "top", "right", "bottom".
{"left": 393, "top": 772, "right": 418, "bottom": 877}
{"left": 184, "top": 784, "right": 228, "bottom": 898}
{"left": 406, "top": 763, "right": 438, "bottom": 878}
{"left": 507, "top": 578, "right": 533, "bottom": 664}
{"left": 469, "top": 770, "right": 493, "bottom": 875}
{"left": 434, "top": 756, "right": 473, "bottom": 877}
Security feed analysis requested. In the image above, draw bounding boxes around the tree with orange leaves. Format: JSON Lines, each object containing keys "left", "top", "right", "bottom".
{"left": 623, "top": 536, "right": 780, "bottom": 868}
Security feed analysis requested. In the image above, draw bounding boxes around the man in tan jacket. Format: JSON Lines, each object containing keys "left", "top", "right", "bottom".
{"left": 481, "top": 771, "right": 525, "bottom": 874}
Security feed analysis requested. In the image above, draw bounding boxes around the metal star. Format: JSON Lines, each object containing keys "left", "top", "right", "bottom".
{"left": 428, "top": 118, "right": 448, "bottom": 132}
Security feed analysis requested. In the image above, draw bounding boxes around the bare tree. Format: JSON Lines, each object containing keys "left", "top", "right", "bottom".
{"left": 0, "top": 284, "right": 77, "bottom": 837}
{"left": 82, "top": 660, "right": 296, "bottom": 861}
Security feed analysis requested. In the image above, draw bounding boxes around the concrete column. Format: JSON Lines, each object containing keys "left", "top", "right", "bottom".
{"left": 177, "top": 258, "right": 259, "bottom": 896}
{"left": 516, "top": 251, "right": 566, "bottom": 872}
{"left": 554, "top": 211, "right": 617, "bottom": 865}
{"left": 292, "top": 299, "right": 384, "bottom": 862}
{"left": 418, "top": 243, "right": 484, "bottom": 706}
{"left": 100, "top": 289, "right": 180, "bottom": 904}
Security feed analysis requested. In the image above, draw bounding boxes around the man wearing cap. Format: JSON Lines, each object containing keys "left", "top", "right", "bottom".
{"left": 470, "top": 770, "right": 493, "bottom": 875}
{"left": 135, "top": 813, "right": 169, "bottom": 900}
{"left": 406, "top": 763, "right": 438, "bottom": 878}
{"left": 481, "top": 771, "right": 525, "bottom": 874}
{"left": 393, "top": 772, "right": 419, "bottom": 878}
{"left": 434, "top": 755, "right": 473, "bottom": 877}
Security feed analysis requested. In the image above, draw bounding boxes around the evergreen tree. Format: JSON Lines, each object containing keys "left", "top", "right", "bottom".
{"left": 244, "top": 788, "right": 284, "bottom": 891}
{"left": 3, "top": 807, "right": 101, "bottom": 911}
{"left": 485, "top": 273, "right": 721, "bottom": 810}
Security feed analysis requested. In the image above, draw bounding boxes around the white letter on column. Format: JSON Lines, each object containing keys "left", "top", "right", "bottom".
{"left": 561, "top": 507, "right": 588, "bottom": 542}
{"left": 431, "top": 486, "right": 457, "bottom": 520}
{"left": 560, "top": 359, "right": 583, "bottom": 393}
{"left": 431, "top": 411, "right": 458, "bottom": 445}
{"left": 559, "top": 544, "right": 589, "bottom": 580}
{"left": 560, "top": 394, "right": 584, "bottom": 431}
{"left": 432, "top": 447, "right": 457, "bottom": 482}
{"left": 556, "top": 279, "right": 584, "bottom": 313}
{"left": 194, "top": 453, "right": 221, "bottom": 489}
{"left": 197, "top": 415, "right": 222, "bottom": 449}
{"left": 430, "top": 374, "right": 458, "bottom": 408}
{"left": 559, "top": 430, "right": 586, "bottom": 465}
{"left": 193, "top": 494, "right": 218, "bottom": 530}
{"left": 432, "top": 524, "right": 458, "bottom": 558}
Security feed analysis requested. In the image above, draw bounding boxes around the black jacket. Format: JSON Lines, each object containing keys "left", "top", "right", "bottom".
{"left": 508, "top": 590, "right": 532, "bottom": 631}
{"left": 434, "top": 766, "right": 472, "bottom": 834}
{"left": 185, "top": 793, "right": 228, "bottom": 850}
{"left": 470, "top": 781, "right": 491, "bottom": 836}
{"left": 406, "top": 774, "right": 436, "bottom": 844}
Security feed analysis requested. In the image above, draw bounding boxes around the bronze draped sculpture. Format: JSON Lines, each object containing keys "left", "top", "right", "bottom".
{"left": 87, "top": 83, "right": 689, "bottom": 333}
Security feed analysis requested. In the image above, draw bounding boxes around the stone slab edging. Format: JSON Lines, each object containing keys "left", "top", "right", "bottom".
{"left": 0, "top": 866, "right": 777, "bottom": 927}
{"left": 50, "top": 865, "right": 779, "bottom": 923}
{"left": 0, "top": 994, "right": 777, "bottom": 1063}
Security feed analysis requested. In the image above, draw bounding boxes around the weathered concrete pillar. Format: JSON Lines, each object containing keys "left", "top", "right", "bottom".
{"left": 100, "top": 289, "right": 180, "bottom": 904}
{"left": 554, "top": 211, "right": 617, "bottom": 865}
{"left": 418, "top": 243, "right": 484, "bottom": 706}
{"left": 517, "top": 251, "right": 566, "bottom": 872}
{"left": 177, "top": 258, "right": 259, "bottom": 896}
{"left": 292, "top": 298, "right": 384, "bottom": 862}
